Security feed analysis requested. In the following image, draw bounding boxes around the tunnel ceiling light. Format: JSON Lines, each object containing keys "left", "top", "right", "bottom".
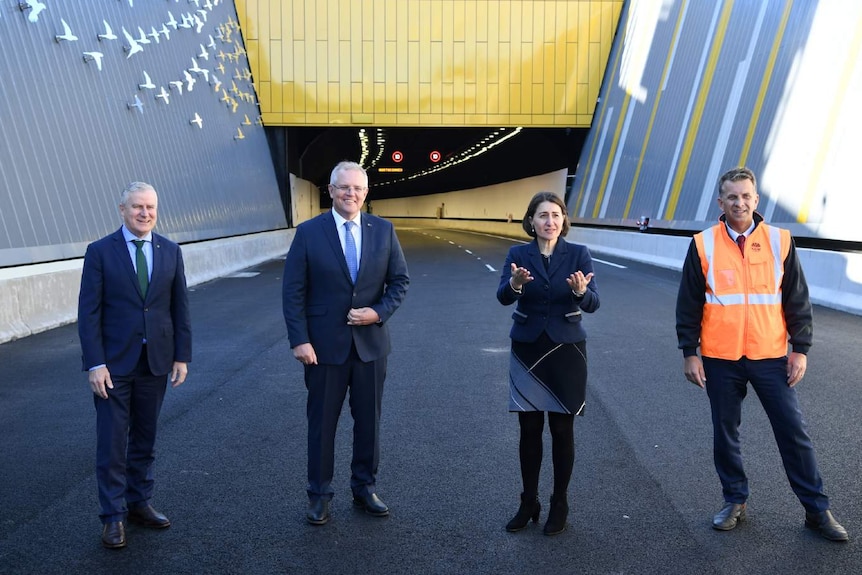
{"left": 374, "top": 127, "right": 523, "bottom": 186}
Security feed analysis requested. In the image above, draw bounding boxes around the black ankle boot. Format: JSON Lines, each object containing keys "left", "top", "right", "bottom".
{"left": 543, "top": 493, "right": 568, "bottom": 536}
{"left": 505, "top": 493, "right": 541, "bottom": 532}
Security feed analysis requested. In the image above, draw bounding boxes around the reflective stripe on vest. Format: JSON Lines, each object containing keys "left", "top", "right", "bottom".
{"left": 695, "top": 223, "right": 790, "bottom": 360}
{"left": 701, "top": 225, "right": 783, "bottom": 305}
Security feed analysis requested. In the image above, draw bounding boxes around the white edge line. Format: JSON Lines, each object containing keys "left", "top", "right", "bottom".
{"left": 593, "top": 257, "right": 626, "bottom": 269}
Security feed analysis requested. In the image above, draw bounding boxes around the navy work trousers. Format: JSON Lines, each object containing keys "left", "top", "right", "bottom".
{"left": 703, "top": 356, "right": 829, "bottom": 513}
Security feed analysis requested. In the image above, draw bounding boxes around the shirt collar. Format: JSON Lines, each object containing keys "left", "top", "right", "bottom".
{"left": 122, "top": 226, "right": 153, "bottom": 243}
{"left": 331, "top": 209, "right": 361, "bottom": 228}
{"left": 724, "top": 221, "right": 755, "bottom": 240}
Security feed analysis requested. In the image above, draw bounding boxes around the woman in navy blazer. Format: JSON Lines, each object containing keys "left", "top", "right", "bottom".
{"left": 497, "top": 192, "right": 599, "bottom": 536}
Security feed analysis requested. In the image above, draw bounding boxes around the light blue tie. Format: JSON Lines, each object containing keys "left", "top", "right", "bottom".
{"left": 344, "top": 221, "right": 358, "bottom": 283}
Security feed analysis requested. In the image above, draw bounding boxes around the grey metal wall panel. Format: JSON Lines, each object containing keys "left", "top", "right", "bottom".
{"left": 0, "top": 0, "right": 285, "bottom": 267}
{"left": 569, "top": 0, "right": 859, "bottom": 242}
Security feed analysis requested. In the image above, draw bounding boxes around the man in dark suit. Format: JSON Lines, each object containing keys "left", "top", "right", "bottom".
{"left": 78, "top": 182, "right": 192, "bottom": 549}
{"left": 283, "top": 161, "right": 409, "bottom": 525}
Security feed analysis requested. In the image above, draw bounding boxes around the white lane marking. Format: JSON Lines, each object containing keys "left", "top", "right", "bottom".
{"left": 485, "top": 264, "right": 496, "bottom": 272}
{"left": 465, "top": 249, "right": 473, "bottom": 254}
{"left": 593, "top": 257, "right": 626, "bottom": 269}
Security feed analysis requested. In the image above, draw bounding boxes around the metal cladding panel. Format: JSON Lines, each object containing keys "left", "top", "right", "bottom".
{"left": 569, "top": 0, "right": 862, "bottom": 242}
{"left": 0, "top": 1, "right": 285, "bottom": 267}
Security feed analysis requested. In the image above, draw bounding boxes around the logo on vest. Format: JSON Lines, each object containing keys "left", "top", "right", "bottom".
{"left": 750, "top": 242, "right": 761, "bottom": 252}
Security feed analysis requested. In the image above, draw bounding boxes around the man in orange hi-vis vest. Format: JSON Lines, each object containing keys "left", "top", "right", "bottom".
{"left": 676, "top": 166, "right": 848, "bottom": 542}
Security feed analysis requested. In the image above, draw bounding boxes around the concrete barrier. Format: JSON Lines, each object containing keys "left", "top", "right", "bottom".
{"left": 0, "top": 229, "right": 294, "bottom": 344}
{"left": 3, "top": 220, "right": 859, "bottom": 345}
{"left": 393, "top": 218, "right": 862, "bottom": 317}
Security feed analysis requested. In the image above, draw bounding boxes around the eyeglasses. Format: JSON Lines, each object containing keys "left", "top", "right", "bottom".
{"left": 332, "top": 185, "right": 367, "bottom": 193}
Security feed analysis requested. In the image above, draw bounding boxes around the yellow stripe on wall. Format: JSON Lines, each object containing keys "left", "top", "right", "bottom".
{"left": 622, "top": 0, "right": 690, "bottom": 219}
{"left": 592, "top": 93, "right": 631, "bottom": 218}
{"left": 798, "top": 13, "right": 862, "bottom": 223}
{"left": 573, "top": 3, "right": 630, "bottom": 213}
{"left": 663, "top": 0, "right": 735, "bottom": 220}
{"left": 738, "top": 0, "right": 793, "bottom": 166}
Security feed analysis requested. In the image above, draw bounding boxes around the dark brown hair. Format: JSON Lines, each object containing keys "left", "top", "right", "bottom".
{"left": 521, "top": 191, "right": 570, "bottom": 237}
{"left": 718, "top": 166, "right": 757, "bottom": 197}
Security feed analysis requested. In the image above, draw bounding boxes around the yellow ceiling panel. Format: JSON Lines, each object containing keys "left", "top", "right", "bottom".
{"left": 237, "top": 0, "right": 622, "bottom": 127}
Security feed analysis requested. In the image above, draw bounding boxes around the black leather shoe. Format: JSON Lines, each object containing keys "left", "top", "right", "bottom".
{"left": 128, "top": 505, "right": 171, "bottom": 529}
{"left": 307, "top": 499, "right": 330, "bottom": 525}
{"left": 805, "top": 510, "right": 849, "bottom": 542}
{"left": 101, "top": 521, "right": 126, "bottom": 549}
{"left": 712, "top": 502, "right": 746, "bottom": 531}
{"left": 353, "top": 493, "right": 390, "bottom": 517}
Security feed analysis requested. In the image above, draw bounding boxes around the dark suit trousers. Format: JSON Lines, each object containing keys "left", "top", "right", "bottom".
{"left": 94, "top": 346, "right": 167, "bottom": 523}
{"left": 703, "top": 356, "right": 829, "bottom": 513}
{"left": 305, "top": 346, "right": 386, "bottom": 501}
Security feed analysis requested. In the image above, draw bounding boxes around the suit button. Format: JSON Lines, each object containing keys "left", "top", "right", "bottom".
{"left": 544, "top": 285, "right": 549, "bottom": 290}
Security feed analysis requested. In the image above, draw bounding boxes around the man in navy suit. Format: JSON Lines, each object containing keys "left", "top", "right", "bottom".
{"left": 283, "top": 161, "right": 409, "bottom": 525}
{"left": 78, "top": 182, "right": 192, "bottom": 549}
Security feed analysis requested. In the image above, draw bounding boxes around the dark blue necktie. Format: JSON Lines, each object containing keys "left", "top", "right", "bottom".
{"left": 344, "top": 221, "right": 358, "bottom": 282}
{"left": 132, "top": 239, "right": 149, "bottom": 297}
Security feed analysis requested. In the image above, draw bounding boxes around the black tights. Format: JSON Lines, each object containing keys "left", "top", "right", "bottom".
{"left": 518, "top": 411, "right": 575, "bottom": 498}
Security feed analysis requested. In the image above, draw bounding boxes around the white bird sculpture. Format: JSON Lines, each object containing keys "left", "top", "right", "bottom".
{"left": 183, "top": 70, "right": 196, "bottom": 92}
{"left": 160, "top": 24, "right": 171, "bottom": 40}
{"left": 82, "top": 52, "right": 104, "bottom": 71}
{"left": 149, "top": 27, "right": 161, "bottom": 44}
{"left": 204, "top": 0, "right": 214, "bottom": 11}
{"left": 55, "top": 19, "right": 78, "bottom": 42}
{"left": 156, "top": 86, "right": 170, "bottom": 104}
{"left": 193, "top": 14, "right": 204, "bottom": 34}
{"left": 189, "top": 58, "right": 209, "bottom": 82}
{"left": 127, "top": 94, "right": 144, "bottom": 114}
{"left": 139, "top": 71, "right": 156, "bottom": 90}
{"left": 166, "top": 11, "right": 179, "bottom": 30}
{"left": 169, "top": 80, "right": 183, "bottom": 94}
{"left": 211, "top": 75, "right": 221, "bottom": 93}
{"left": 136, "top": 26, "right": 151, "bottom": 45}
{"left": 19, "top": 1, "right": 46, "bottom": 23}
{"left": 98, "top": 20, "right": 117, "bottom": 41}
{"left": 190, "top": 113, "right": 203, "bottom": 129}
{"left": 198, "top": 44, "right": 209, "bottom": 61}
{"left": 122, "top": 27, "right": 143, "bottom": 58}
{"left": 207, "top": 35, "right": 216, "bottom": 50}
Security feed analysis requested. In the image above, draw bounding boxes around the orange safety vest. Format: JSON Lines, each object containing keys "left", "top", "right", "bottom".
{"left": 694, "top": 222, "right": 791, "bottom": 360}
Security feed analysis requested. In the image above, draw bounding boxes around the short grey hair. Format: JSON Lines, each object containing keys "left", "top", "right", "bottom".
{"left": 329, "top": 161, "right": 368, "bottom": 186}
{"left": 120, "top": 181, "right": 156, "bottom": 205}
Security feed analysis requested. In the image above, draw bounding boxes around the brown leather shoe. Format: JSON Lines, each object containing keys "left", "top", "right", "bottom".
{"left": 712, "top": 502, "right": 746, "bottom": 531}
{"left": 128, "top": 505, "right": 171, "bottom": 529}
{"left": 101, "top": 521, "right": 126, "bottom": 549}
{"left": 805, "top": 510, "right": 849, "bottom": 542}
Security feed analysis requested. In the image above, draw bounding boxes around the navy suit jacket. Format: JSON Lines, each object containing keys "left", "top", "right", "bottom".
{"left": 78, "top": 228, "right": 192, "bottom": 377}
{"left": 497, "top": 239, "right": 599, "bottom": 343}
{"left": 282, "top": 211, "right": 409, "bottom": 364}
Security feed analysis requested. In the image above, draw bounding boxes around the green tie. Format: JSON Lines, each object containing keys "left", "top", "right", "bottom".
{"left": 132, "top": 239, "right": 149, "bottom": 297}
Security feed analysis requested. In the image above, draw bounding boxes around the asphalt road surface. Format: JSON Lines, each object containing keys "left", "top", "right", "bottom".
{"left": 2, "top": 226, "right": 860, "bottom": 575}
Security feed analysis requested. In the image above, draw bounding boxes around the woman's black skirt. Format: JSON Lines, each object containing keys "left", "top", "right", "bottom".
{"left": 509, "top": 332, "right": 587, "bottom": 415}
